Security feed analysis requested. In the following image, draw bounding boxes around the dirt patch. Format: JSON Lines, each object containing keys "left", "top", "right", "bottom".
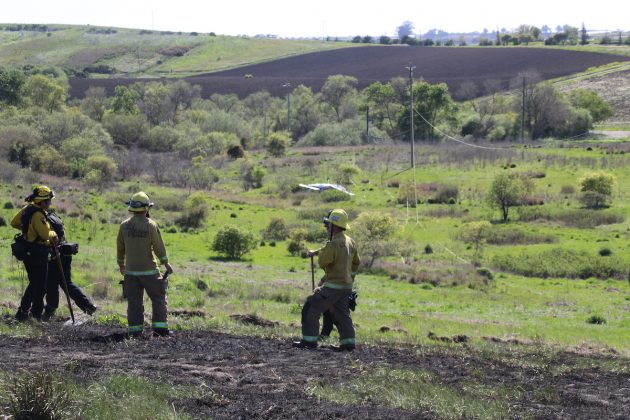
{"left": 229, "top": 313, "right": 278, "bottom": 327}
{"left": 0, "top": 320, "right": 628, "bottom": 419}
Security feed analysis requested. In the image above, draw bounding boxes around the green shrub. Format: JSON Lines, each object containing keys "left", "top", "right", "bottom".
{"left": 175, "top": 193, "right": 209, "bottom": 231}
{"left": 586, "top": 314, "right": 607, "bottom": 325}
{"left": 212, "top": 225, "right": 256, "bottom": 259}
{"left": 578, "top": 171, "right": 615, "bottom": 209}
{"left": 476, "top": 267, "right": 494, "bottom": 281}
{"left": 320, "top": 189, "right": 351, "bottom": 203}
{"left": 3, "top": 201, "right": 14, "bottom": 209}
{"left": 287, "top": 228, "right": 307, "bottom": 257}
{"left": 261, "top": 217, "right": 289, "bottom": 241}
{"left": 430, "top": 185, "right": 459, "bottom": 204}
{"left": 599, "top": 247, "right": 613, "bottom": 256}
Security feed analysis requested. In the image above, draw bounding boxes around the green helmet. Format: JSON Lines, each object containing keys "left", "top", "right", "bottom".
{"left": 323, "top": 209, "right": 349, "bottom": 230}
{"left": 126, "top": 191, "right": 154, "bottom": 212}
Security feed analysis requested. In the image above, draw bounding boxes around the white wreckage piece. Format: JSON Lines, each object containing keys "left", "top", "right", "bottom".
{"left": 298, "top": 183, "right": 354, "bottom": 196}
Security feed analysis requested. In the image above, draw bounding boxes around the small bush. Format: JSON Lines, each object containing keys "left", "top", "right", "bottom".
{"left": 476, "top": 267, "right": 494, "bottom": 281}
{"left": 431, "top": 185, "right": 459, "bottom": 204}
{"left": 3, "top": 201, "right": 14, "bottom": 209}
{"left": 261, "top": 217, "right": 289, "bottom": 241}
{"left": 598, "top": 247, "right": 613, "bottom": 256}
{"left": 212, "top": 226, "right": 257, "bottom": 259}
{"left": 424, "top": 244, "right": 433, "bottom": 254}
{"left": 586, "top": 315, "right": 607, "bottom": 325}
{"left": 320, "top": 189, "right": 351, "bottom": 203}
{"left": 175, "top": 205, "right": 207, "bottom": 231}
{"left": 227, "top": 144, "right": 244, "bottom": 159}
{"left": 0, "top": 216, "right": 5, "bottom": 227}
{"left": 560, "top": 185, "right": 576, "bottom": 194}
{"left": 8, "top": 372, "right": 74, "bottom": 420}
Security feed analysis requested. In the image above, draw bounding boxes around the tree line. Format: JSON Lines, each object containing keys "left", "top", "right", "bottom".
{"left": 0, "top": 65, "right": 613, "bottom": 188}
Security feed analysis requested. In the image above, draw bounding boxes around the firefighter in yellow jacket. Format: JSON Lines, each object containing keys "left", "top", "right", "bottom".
{"left": 293, "top": 209, "right": 360, "bottom": 351}
{"left": 11, "top": 186, "right": 58, "bottom": 321}
{"left": 117, "top": 192, "right": 173, "bottom": 337}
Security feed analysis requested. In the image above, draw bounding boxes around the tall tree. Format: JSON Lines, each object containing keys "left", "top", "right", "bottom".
{"left": 320, "top": 75, "right": 358, "bottom": 122}
{"left": 397, "top": 81, "right": 456, "bottom": 140}
{"left": 0, "top": 67, "right": 25, "bottom": 106}
{"left": 396, "top": 21, "right": 415, "bottom": 39}
{"left": 22, "top": 74, "right": 67, "bottom": 112}
{"left": 580, "top": 23, "right": 589, "bottom": 45}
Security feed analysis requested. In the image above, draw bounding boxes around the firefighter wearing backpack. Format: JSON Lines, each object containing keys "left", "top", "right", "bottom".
{"left": 293, "top": 209, "right": 361, "bottom": 351}
{"left": 43, "top": 210, "right": 97, "bottom": 321}
{"left": 10, "top": 186, "right": 58, "bottom": 321}
{"left": 117, "top": 192, "right": 173, "bottom": 337}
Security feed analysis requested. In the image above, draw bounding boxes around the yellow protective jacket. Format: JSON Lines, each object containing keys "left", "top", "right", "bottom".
{"left": 117, "top": 214, "right": 169, "bottom": 276}
{"left": 318, "top": 231, "right": 360, "bottom": 289}
{"left": 11, "top": 204, "right": 57, "bottom": 245}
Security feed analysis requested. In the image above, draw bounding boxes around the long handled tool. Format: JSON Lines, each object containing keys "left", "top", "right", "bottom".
{"left": 310, "top": 255, "right": 315, "bottom": 291}
{"left": 52, "top": 245, "right": 75, "bottom": 324}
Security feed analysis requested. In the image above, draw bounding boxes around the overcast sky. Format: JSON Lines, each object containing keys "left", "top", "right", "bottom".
{"left": 2, "top": 0, "right": 628, "bottom": 38}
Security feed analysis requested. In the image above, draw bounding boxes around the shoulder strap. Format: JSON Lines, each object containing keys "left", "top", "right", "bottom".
{"left": 20, "top": 205, "right": 48, "bottom": 241}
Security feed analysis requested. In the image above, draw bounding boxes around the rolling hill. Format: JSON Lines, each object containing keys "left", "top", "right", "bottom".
{"left": 69, "top": 46, "right": 630, "bottom": 100}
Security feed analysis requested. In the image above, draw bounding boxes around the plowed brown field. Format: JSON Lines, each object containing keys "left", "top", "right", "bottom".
{"left": 69, "top": 46, "right": 630, "bottom": 100}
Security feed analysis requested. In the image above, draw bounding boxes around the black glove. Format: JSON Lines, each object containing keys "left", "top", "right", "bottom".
{"left": 348, "top": 291, "right": 358, "bottom": 311}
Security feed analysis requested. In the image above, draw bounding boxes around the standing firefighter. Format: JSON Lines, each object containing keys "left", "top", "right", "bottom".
{"left": 43, "top": 210, "right": 96, "bottom": 320}
{"left": 117, "top": 192, "right": 173, "bottom": 337}
{"left": 293, "top": 209, "right": 360, "bottom": 351}
{"left": 10, "top": 186, "right": 58, "bottom": 321}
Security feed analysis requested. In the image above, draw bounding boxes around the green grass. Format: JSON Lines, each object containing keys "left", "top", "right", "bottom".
{"left": 2, "top": 143, "right": 630, "bottom": 355}
{"left": 307, "top": 367, "right": 509, "bottom": 419}
{"left": 0, "top": 371, "right": 220, "bottom": 420}
{"left": 0, "top": 25, "right": 352, "bottom": 76}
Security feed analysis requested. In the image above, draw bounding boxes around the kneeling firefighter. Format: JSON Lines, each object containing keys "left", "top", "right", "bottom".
{"left": 117, "top": 192, "right": 173, "bottom": 337}
{"left": 293, "top": 209, "right": 361, "bottom": 351}
{"left": 10, "top": 186, "right": 58, "bottom": 321}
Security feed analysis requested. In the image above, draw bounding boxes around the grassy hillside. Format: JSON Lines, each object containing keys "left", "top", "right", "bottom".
{"left": 0, "top": 24, "right": 351, "bottom": 76}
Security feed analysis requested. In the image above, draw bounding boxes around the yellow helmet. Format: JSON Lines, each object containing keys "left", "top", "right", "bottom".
{"left": 26, "top": 185, "right": 54, "bottom": 203}
{"left": 126, "top": 191, "right": 154, "bottom": 212}
{"left": 323, "top": 209, "right": 349, "bottom": 230}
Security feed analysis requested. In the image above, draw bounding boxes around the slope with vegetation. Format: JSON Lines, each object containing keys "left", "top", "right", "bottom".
{"left": 1, "top": 34, "right": 630, "bottom": 419}
{"left": 0, "top": 24, "right": 349, "bottom": 76}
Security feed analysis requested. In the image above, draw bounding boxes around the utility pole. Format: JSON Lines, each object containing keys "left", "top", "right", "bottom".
{"left": 283, "top": 82, "right": 291, "bottom": 132}
{"left": 405, "top": 63, "right": 416, "bottom": 168}
{"left": 520, "top": 76, "right": 526, "bottom": 141}
{"left": 366, "top": 106, "right": 370, "bottom": 142}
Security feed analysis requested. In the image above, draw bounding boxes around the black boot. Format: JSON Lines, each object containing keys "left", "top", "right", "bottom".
{"left": 41, "top": 309, "right": 55, "bottom": 322}
{"left": 292, "top": 340, "right": 317, "bottom": 349}
{"left": 152, "top": 328, "right": 172, "bottom": 337}
{"left": 15, "top": 309, "right": 29, "bottom": 322}
{"left": 329, "top": 344, "right": 355, "bottom": 352}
